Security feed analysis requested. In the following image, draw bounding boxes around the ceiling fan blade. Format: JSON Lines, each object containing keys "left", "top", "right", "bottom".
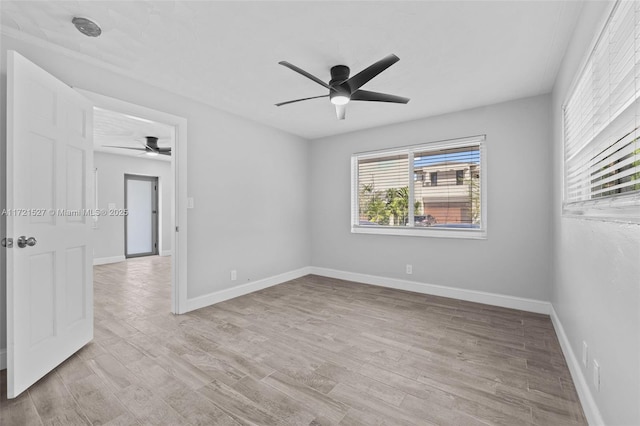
{"left": 157, "top": 147, "right": 172, "bottom": 153}
{"left": 343, "top": 54, "right": 399, "bottom": 92}
{"left": 275, "top": 94, "right": 329, "bottom": 107}
{"left": 102, "top": 146, "right": 146, "bottom": 151}
{"left": 351, "top": 90, "right": 410, "bottom": 104}
{"left": 278, "top": 61, "right": 331, "bottom": 89}
{"left": 336, "top": 104, "right": 346, "bottom": 120}
{"left": 158, "top": 150, "right": 171, "bottom": 156}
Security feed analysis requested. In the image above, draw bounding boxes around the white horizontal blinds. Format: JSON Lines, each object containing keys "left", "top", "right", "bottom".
{"left": 590, "top": 106, "right": 639, "bottom": 198}
{"left": 357, "top": 154, "right": 409, "bottom": 226}
{"left": 413, "top": 146, "right": 481, "bottom": 226}
{"left": 566, "top": 100, "right": 639, "bottom": 201}
{"left": 564, "top": 0, "right": 640, "bottom": 204}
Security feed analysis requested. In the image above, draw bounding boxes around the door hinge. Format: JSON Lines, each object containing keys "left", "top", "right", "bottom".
{"left": 1, "top": 237, "right": 13, "bottom": 248}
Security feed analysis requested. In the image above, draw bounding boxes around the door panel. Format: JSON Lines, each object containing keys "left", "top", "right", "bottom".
{"left": 28, "top": 134, "right": 56, "bottom": 225}
{"left": 66, "top": 147, "right": 86, "bottom": 217}
{"left": 65, "top": 246, "right": 87, "bottom": 326}
{"left": 6, "top": 50, "right": 94, "bottom": 398}
{"left": 28, "top": 253, "right": 55, "bottom": 345}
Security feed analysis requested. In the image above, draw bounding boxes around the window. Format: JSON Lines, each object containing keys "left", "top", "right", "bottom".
{"left": 351, "top": 135, "right": 486, "bottom": 238}
{"left": 563, "top": 1, "right": 640, "bottom": 222}
{"left": 430, "top": 172, "right": 438, "bottom": 187}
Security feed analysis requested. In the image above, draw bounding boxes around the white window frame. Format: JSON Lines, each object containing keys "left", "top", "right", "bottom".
{"left": 562, "top": 0, "right": 640, "bottom": 223}
{"left": 351, "top": 135, "right": 487, "bottom": 239}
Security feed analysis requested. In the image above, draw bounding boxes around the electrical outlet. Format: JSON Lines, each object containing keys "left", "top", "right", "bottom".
{"left": 406, "top": 264, "right": 413, "bottom": 275}
{"left": 187, "top": 197, "right": 195, "bottom": 209}
{"left": 230, "top": 270, "right": 237, "bottom": 281}
{"left": 582, "top": 341, "right": 588, "bottom": 368}
{"left": 593, "top": 360, "right": 600, "bottom": 391}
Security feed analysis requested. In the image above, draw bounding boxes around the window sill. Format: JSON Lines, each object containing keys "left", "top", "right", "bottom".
{"left": 351, "top": 225, "right": 487, "bottom": 239}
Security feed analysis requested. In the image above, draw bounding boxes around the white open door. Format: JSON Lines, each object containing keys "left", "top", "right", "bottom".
{"left": 5, "top": 51, "right": 94, "bottom": 398}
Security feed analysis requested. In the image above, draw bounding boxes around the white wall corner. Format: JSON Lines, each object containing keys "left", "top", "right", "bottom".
{"left": 308, "top": 267, "right": 551, "bottom": 315}
{"left": 185, "top": 267, "right": 312, "bottom": 313}
{"left": 550, "top": 306, "right": 605, "bottom": 426}
{"left": 93, "top": 255, "right": 126, "bottom": 266}
{"left": 0, "top": 348, "right": 6, "bottom": 370}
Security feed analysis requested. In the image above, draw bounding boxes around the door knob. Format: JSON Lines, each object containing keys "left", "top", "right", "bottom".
{"left": 17, "top": 236, "right": 37, "bottom": 248}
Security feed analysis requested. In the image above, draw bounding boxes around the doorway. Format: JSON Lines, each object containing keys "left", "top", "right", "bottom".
{"left": 91, "top": 106, "right": 175, "bottom": 308}
{"left": 125, "top": 174, "right": 159, "bottom": 258}
{"left": 79, "top": 89, "right": 189, "bottom": 314}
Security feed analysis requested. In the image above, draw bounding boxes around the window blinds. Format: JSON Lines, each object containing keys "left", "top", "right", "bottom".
{"left": 564, "top": 1, "right": 640, "bottom": 208}
{"left": 357, "top": 154, "right": 410, "bottom": 226}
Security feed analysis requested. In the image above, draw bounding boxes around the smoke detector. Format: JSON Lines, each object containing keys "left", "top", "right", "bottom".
{"left": 72, "top": 17, "right": 101, "bottom": 37}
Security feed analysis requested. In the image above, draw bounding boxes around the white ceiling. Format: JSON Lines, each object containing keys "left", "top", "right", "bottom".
{"left": 94, "top": 107, "right": 172, "bottom": 162}
{"left": 0, "top": 1, "right": 583, "bottom": 140}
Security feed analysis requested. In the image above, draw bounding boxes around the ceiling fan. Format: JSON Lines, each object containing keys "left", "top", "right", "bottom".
{"left": 103, "top": 136, "right": 171, "bottom": 157}
{"left": 276, "top": 54, "right": 410, "bottom": 120}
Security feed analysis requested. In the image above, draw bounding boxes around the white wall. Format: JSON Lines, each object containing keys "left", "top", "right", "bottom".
{"left": 551, "top": 2, "right": 640, "bottom": 425}
{"left": 309, "top": 94, "right": 552, "bottom": 302}
{"left": 93, "top": 152, "right": 172, "bottom": 260}
{"left": 0, "top": 34, "right": 311, "bottom": 354}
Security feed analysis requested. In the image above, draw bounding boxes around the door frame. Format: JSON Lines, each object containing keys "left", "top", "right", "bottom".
{"left": 77, "top": 89, "right": 188, "bottom": 314}
{"left": 124, "top": 174, "right": 159, "bottom": 258}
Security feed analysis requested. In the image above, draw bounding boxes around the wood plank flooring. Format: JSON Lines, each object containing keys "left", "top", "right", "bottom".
{"left": 1, "top": 256, "right": 586, "bottom": 425}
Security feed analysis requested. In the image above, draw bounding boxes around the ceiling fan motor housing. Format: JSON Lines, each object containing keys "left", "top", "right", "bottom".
{"left": 330, "top": 65, "right": 351, "bottom": 104}
{"left": 330, "top": 65, "right": 350, "bottom": 87}
{"left": 145, "top": 136, "right": 159, "bottom": 149}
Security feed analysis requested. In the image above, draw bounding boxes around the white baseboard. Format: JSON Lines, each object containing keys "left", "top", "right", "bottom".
{"left": 185, "top": 267, "right": 312, "bottom": 313}
{"left": 550, "top": 306, "right": 604, "bottom": 426}
{"left": 160, "top": 250, "right": 172, "bottom": 257}
{"left": 93, "top": 255, "right": 126, "bottom": 266}
{"left": 185, "top": 266, "right": 549, "bottom": 315}
{"left": 0, "top": 348, "right": 6, "bottom": 370}
{"left": 308, "top": 267, "right": 551, "bottom": 315}
{"left": 185, "top": 265, "right": 549, "bottom": 315}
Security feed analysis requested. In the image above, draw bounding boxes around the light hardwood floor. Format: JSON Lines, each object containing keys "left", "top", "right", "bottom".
{"left": 1, "top": 256, "right": 586, "bottom": 425}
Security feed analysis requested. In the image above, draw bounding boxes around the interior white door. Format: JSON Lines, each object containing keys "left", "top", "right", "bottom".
{"left": 6, "top": 51, "right": 94, "bottom": 398}
{"left": 125, "top": 175, "right": 158, "bottom": 257}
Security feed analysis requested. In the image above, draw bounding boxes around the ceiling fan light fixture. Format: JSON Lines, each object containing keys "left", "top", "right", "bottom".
{"left": 330, "top": 94, "right": 350, "bottom": 106}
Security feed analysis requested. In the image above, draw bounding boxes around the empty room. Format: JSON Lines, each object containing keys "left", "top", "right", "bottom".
{"left": 1, "top": 1, "right": 639, "bottom": 425}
